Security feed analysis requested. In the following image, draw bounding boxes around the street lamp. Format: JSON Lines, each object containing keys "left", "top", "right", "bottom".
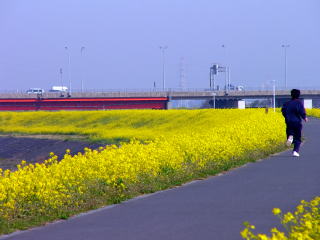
{"left": 59, "top": 68, "right": 63, "bottom": 87}
{"left": 221, "top": 44, "right": 230, "bottom": 92}
{"left": 271, "top": 80, "right": 276, "bottom": 112}
{"left": 159, "top": 46, "right": 168, "bottom": 90}
{"left": 59, "top": 68, "right": 64, "bottom": 97}
{"left": 212, "top": 92, "right": 217, "bottom": 109}
{"left": 281, "top": 44, "right": 290, "bottom": 89}
{"left": 80, "top": 46, "right": 85, "bottom": 93}
{"left": 64, "top": 46, "right": 71, "bottom": 96}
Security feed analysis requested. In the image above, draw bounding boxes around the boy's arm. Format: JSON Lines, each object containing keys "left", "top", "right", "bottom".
{"left": 299, "top": 101, "right": 307, "bottom": 121}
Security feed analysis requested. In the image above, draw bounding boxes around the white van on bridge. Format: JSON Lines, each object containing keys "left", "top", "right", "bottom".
{"left": 49, "top": 86, "right": 68, "bottom": 93}
{"left": 26, "top": 88, "right": 45, "bottom": 94}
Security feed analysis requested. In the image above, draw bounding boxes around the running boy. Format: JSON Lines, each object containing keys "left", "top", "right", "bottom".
{"left": 281, "top": 89, "right": 308, "bottom": 157}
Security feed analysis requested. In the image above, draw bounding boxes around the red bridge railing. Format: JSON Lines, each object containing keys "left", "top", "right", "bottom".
{"left": 0, "top": 97, "right": 168, "bottom": 111}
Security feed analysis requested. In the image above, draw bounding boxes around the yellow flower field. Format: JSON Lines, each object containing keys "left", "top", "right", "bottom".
{"left": 241, "top": 196, "right": 320, "bottom": 240}
{"left": 307, "top": 109, "right": 320, "bottom": 119}
{"left": 0, "top": 109, "right": 287, "bottom": 234}
{"left": 0, "top": 109, "right": 284, "bottom": 143}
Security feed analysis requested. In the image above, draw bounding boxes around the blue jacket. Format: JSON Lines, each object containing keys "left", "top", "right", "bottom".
{"left": 281, "top": 99, "right": 306, "bottom": 123}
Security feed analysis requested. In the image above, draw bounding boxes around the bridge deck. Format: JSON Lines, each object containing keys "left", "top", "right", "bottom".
{"left": 1, "top": 90, "right": 320, "bottom": 99}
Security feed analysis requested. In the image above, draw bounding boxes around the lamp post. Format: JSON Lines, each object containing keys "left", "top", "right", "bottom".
{"left": 271, "top": 80, "right": 276, "bottom": 112}
{"left": 281, "top": 44, "right": 290, "bottom": 89}
{"left": 64, "top": 47, "right": 71, "bottom": 96}
{"left": 221, "top": 44, "right": 230, "bottom": 92}
{"left": 59, "top": 67, "right": 63, "bottom": 88}
{"left": 212, "top": 92, "right": 216, "bottom": 109}
{"left": 159, "top": 46, "right": 168, "bottom": 91}
{"left": 59, "top": 68, "right": 64, "bottom": 97}
{"left": 80, "top": 46, "right": 85, "bottom": 92}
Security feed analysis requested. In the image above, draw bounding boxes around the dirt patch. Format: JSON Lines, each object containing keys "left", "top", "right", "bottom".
{"left": 0, "top": 133, "right": 88, "bottom": 141}
{"left": 0, "top": 136, "right": 105, "bottom": 171}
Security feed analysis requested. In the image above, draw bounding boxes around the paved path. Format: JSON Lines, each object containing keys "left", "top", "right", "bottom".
{"left": 2, "top": 119, "right": 320, "bottom": 240}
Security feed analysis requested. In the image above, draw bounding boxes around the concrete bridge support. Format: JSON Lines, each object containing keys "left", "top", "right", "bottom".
{"left": 303, "top": 99, "right": 312, "bottom": 109}
{"left": 166, "top": 96, "right": 173, "bottom": 109}
{"left": 238, "top": 100, "right": 245, "bottom": 109}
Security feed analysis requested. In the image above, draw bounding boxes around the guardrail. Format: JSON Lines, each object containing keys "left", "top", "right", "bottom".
{"left": 2, "top": 86, "right": 320, "bottom": 94}
{"left": 1, "top": 88, "right": 320, "bottom": 99}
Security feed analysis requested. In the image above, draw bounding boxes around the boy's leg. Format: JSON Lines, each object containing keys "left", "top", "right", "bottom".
{"left": 286, "top": 123, "right": 294, "bottom": 146}
{"left": 286, "top": 122, "right": 295, "bottom": 137}
{"left": 293, "top": 122, "right": 302, "bottom": 152}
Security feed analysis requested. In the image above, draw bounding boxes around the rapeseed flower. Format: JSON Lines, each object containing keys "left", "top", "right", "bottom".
{"left": 0, "top": 109, "right": 288, "bottom": 233}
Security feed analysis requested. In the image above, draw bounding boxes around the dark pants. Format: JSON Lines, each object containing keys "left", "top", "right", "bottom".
{"left": 286, "top": 121, "right": 302, "bottom": 152}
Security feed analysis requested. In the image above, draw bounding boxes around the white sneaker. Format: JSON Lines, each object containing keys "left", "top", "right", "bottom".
{"left": 292, "top": 151, "right": 300, "bottom": 157}
{"left": 286, "top": 135, "right": 293, "bottom": 147}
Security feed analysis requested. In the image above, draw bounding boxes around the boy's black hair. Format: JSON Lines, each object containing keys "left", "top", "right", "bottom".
{"left": 291, "top": 89, "right": 300, "bottom": 99}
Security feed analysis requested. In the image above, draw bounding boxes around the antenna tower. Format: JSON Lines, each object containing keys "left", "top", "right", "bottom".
{"left": 179, "top": 57, "right": 187, "bottom": 90}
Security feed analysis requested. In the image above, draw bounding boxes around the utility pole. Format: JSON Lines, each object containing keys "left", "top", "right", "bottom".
{"left": 80, "top": 46, "right": 85, "bottom": 93}
{"left": 159, "top": 46, "right": 168, "bottom": 90}
{"left": 281, "top": 44, "right": 290, "bottom": 89}
{"left": 64, "top": 46, "right": 71, "bottom": 97}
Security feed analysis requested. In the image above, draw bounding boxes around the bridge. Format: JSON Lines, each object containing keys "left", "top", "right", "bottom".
{"left": 1, "top": 89, "right": 320, "bottom": 99}
{"left": 0, "top": 89, "right": 319, "bottom": 110}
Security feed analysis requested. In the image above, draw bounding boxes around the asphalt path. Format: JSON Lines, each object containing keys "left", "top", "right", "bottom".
{"left": 2, "top": 118, "right": 320, "bottom": 240}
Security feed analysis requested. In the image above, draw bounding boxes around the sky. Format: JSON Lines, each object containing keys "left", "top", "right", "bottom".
{"left": 0, "top": 0, "right": 319, "bottom": 91}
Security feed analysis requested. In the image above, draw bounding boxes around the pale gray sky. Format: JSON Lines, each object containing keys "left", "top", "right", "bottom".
{"left": 0, "top": 0, "right": 319, "bottom": 91}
